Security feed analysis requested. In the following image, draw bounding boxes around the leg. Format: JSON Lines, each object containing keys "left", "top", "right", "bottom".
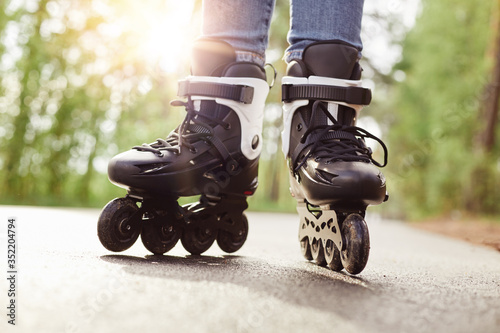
{"left": 201, "top": 0, "right": 276, "bottom": 66}
{"left": 282, "top": 0, "right": 388, "bottom": 274}
{"left": 99, "top": 1, "right": 273, "bottom": 255}
{"left": 286, "top": 0, "right": 364, "bottom": 62}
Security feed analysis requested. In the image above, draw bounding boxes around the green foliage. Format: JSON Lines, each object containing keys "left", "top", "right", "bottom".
{"left": 0, "top": 0, "right": 295, "bottom": 210}
{"left": 0, "top": 0, "right": 188, "bottom": 206}
{"left": 6, "top": 0, "right": 498, "bottom": 220}
{"left": 387, "top": 0, "right": 497, "bottom": 218}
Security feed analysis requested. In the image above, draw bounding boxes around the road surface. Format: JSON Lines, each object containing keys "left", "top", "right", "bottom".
{"left": 0, "top": 205, "right": 499, "bottom": 333}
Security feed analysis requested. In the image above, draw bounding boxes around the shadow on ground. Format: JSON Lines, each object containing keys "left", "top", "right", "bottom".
{"left": 100, "top": 253, "right": 380, "bottom": 331}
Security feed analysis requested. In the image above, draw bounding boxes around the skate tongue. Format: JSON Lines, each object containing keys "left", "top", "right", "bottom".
{"left": 302, "top": 42, "right": 360, "bottom": 80}
{"left": 191, "top": 39, "right": 237, "bottom": 76}
{"left": 307, "top": 102, "right": 356, "bottom": 128}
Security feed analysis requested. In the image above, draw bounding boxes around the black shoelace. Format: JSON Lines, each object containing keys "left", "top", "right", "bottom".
{"left": 133, "top": 98, "right": 231, "bottom": 157}
{"left": 294, "top": 100, "right": 388, "bottom": 172}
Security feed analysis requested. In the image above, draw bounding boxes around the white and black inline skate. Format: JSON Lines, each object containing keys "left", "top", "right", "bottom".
{"left": 97, "top": 40, "right": 269, "bottom": 255}
{"left": 282, "top": 41, "right": 388, "bottom": 274}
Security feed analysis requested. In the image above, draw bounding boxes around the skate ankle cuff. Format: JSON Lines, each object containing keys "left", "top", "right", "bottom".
{"left": 177, "top": 76, "right": 269, "bottom": 160}
{"left": 178, "top": 80, "right": 254, "bottom": 104}
{"left": 281, "top": 76, "right": 371, "bottom": 157}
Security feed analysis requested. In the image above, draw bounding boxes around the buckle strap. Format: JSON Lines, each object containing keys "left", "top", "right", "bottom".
{"left": 178, "top": 80, "right": 254, "bottom": 104}
{"left": 282, "top": 84, "right": 371, "bottom": 105}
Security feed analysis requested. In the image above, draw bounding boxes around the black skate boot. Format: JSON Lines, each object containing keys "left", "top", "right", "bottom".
{"left": 98, "top": 39, "right": 269, "bottom": 255}
{"left": 282, "top": 41, "right": 388, "bottom": 274}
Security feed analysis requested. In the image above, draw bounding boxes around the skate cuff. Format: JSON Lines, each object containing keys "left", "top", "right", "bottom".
{"left": 178, "top": 80, "right": 254, "bottom": 104}
{"left": 282, "top": 84, "right": 371, "bottom": 105}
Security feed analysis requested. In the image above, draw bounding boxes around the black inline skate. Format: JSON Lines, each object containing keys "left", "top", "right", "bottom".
{"left": 97, "top": 40, "right": 269, "bottom": 255}
{"left": 281, "top": 41, "right": 388, "bottom": 274}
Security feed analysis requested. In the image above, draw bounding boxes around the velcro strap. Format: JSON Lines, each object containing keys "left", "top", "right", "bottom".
{"left": 178, "top": 80, "right": 254, "bottom": 104}
{"left": 282, "top": 84, "right": 371, "bottom": 105}
{"left": 303, "top": 129, "right": 357, "bottom": 147}
{"left": 320, "top": 130, "right": 358, "bottom": 142}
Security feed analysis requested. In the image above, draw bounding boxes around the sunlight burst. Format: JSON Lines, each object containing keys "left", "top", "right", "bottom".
{"left": 98, "top": 0, "right": 198, "bottom": 73}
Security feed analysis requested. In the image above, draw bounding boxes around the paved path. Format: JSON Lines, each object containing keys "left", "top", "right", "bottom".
{"left": 0, "top": 205, "right": 499, "bottom": 333}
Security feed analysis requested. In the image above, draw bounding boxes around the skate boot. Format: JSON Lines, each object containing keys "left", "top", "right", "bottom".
{"left": 282, "top": 41, "right": 388, "bottom": 274}
{"left": 97, "top": 39, "right": 269, "bottom": 255}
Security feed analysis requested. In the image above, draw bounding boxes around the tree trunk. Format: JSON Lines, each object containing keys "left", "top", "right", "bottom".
{"left": 465, "top": 1, "right": 500, "bottom": 213}
{"left": 476, "top": 0, "right": 500, "bottom": 152}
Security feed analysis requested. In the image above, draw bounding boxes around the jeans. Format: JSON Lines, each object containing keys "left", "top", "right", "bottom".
{"left": 201, "top": 0, "right": 365, "bottom": 65}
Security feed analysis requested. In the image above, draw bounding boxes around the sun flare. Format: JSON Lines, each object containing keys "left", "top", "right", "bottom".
{"left": 97, "top": 0, "right": 198, "bottom": 73}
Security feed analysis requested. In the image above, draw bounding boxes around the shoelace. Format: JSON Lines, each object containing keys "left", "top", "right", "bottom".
{"left": 133, "top": 98, "right": 231, "bottom": 157}
{"left": 294, "top": 100, "right": 388, "bottom": 172}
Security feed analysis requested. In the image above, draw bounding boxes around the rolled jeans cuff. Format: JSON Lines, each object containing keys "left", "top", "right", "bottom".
{"left": 235, "top": 50, "right": 266, "bottom": 67}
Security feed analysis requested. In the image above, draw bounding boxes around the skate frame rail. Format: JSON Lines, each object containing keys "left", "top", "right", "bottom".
{"left": 297, "top": 201, "right": 343, "bottom": 253}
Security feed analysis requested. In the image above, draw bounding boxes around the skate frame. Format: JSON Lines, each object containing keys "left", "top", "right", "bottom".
{"left": 297, "top": 201, "right": 344, "bottom": 253}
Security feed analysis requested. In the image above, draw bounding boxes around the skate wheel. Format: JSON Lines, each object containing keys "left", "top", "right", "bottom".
{"left": 141, "top": 216, "right": 180, "bottom": 255}
{"left": 181, "top": 215, "right": 217, "bottom": 255}
{"left": 324, "top": 239, "right": 343, "bottom": 272}
{"left": 217, "top": 213, "right": 248, "bottom": 253}
{"left": 97, "top": 197, "right": 141, "bottom": 252}
{"left": 300, "top": 237, "right": 313, "bottom": 260}
{"left": 310, "top": 237, "right": 326, "bottom": 266}
{"left": 340, "top": 213, "right": 370, "bottom": 275}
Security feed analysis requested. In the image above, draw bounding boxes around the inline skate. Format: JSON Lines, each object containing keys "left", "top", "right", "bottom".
{"left": 97, "top": 40, "right": 269, "bottom": 255}
{"left": 282, "top": 41, "right": 388, "bottom": 274}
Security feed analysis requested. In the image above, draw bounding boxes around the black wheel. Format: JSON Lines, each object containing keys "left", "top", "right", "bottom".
{"left": 300, "top": 236, "right": 313, "bottom": 260}
{"left": 340, "top": 213, "right": 370, "bottom": 275}
{"left": 217, "top": 213, "right": 248, "bottom": 253}
{"left": 98, "top": 197, "right": 141, "bottom": 252}
{"left": 141, "top": 215, "right": 180, "bottom": 255}
{"left": 324, "top": 239, "right": 343, "bottom": 271}
{"left": 310, "top": 237, "right": 326, "bottom": 266}
{"left": 181, "top": 215, "right": 217, "bottom": 255}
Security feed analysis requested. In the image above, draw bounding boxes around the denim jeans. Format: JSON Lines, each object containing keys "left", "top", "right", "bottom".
{"left": 201, "top": 0, "right": 365, "bottom": 65}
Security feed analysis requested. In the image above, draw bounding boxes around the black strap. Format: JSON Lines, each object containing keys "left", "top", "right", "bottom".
{"left": 282, "top": 84, "right": 371, "bottom": 105}
{"left": 178, "top": 80, "right": 254, "bottom": 104}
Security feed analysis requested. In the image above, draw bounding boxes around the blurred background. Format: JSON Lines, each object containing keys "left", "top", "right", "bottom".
{"left": 1, "top": 0, "right": 499, "bottom": 221}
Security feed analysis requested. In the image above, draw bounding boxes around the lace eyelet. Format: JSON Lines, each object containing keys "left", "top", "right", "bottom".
{"left": 314, "top": 156, "right": 321, "bottom": 162}
{"left": 224, "top": 123, "right": 231, "bottom": 130}
{"left": 190, "top": 147, "right": 198, "bottom": 154}
{"left": 297, "top": 123, "right": 303, "bottom": 131}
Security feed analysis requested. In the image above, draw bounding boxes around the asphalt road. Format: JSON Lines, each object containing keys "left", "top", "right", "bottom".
{"left": 0, "top": 205, "right": 499, "bottom": 333}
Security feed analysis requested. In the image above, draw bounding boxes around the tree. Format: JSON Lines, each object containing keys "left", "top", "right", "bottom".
{"left": 388, "top": 0, "right": 498, "bottom": 218}
{"left": 0, "top": 0, "right": 419, "bottom": 212}
{"left": 476, "top": 0, "right": 500, "bottom": 152}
